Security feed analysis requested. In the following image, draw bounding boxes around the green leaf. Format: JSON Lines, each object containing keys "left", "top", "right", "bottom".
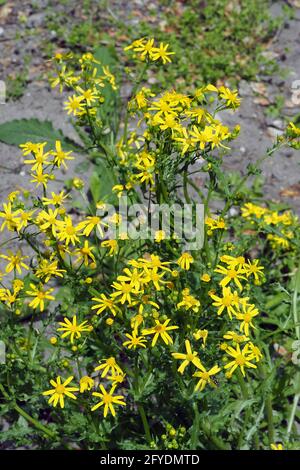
{"left": 0, "top": 118, "right": 83, "bottom": 152}
{"left": 93, "top": 44, "right": 118, "bottom": 67}
{"left": 90, "top": 171, "right": 102, "bottom": 205}
{"left": 89, "top": 160, "right": 118, "bottom": 205}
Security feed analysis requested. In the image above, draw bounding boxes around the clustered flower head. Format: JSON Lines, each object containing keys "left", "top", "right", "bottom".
{"left": 241, "top": 202, "right": 298, "bottom": 251}
{"left": 124, "top": 37, "right": 175, "bottom": 64}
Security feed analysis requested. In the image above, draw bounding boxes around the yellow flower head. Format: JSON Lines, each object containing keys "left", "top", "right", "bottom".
{"left": 42, "top": 376, "right": 79, "bottom": 408}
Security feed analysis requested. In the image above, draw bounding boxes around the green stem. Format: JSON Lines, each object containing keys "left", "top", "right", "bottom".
{"left": 187, "top": 177, "right": 205, "bottom": 202}
{"left": 123, "top": 62, "right": 148, "bottom": 143}
{"left": 193, "top": 402, "right": 230, "bottom": 450}
{"left": 265, "top": 396, "right": 275, "bottom": 443}
{"left": 0, "top": 383, "right": 56, "bottom": 439}
{"left": 200, "top": 419, "right": 231, "bottom": 450}
{"left": 236, "top": 369, "right": 251, "bottom": 449}
{"left": 183, "top": 169, "right": 191, "bottom": 204}
{"left": 14, "top": 403, "right": 56, "bottom": 439}
{"left": 257, "top": 363, "right": 275, "bottom": 444}
{"left": 137, "top": 403, "right": 152, "bottom": 445}
{"left": 287, "top": 393, "right": 300, "bottom": 437}
{"left": 236, "top": 369, "right": 249, "bottom": 399}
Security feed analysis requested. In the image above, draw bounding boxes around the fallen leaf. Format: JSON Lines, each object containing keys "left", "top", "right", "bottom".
{"left": 251, "top": 82, "right": 267, "bottom": 95}
{"left": 286, "top": 0, "right": 300, "bottom": 7}
{"left": 0, "top": 3, "right": 12, "bottom": 24}
{"left": 274, "top": 343, "right": 292, "bottom": 361}
{"left": 280, "top": 184, "right": 300, "bottom": 198}
{"left": 284, "top": 99, "right": 299, "bottom": 109}
{"left": 254, "top": 97, "right": 270, "bottom": 106}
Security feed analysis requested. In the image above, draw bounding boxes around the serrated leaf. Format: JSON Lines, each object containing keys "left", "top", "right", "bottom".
{"left": 0, "top": 118, "right": 83, "bottom": 152}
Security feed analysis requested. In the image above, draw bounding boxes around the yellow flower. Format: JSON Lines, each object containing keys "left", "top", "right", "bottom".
{"left": 271, "top": 443, "right": 284, "bottom": 450}
{"left": 189, "top": 125, "right": 209, "bottom": 149}
{"left": 91, "top": 293, "right": 121, "bottom": 316}
{"left": 12, "top": 279, "right": 24, "bottom": 293}
{"left": 38, "top": 208, "right": 61, "bottom": 236}
{"left": 177, "top": 288, "right": 200, "bottom": 312}
{"left": 135, "top": 165, "right": 155, "bottom": 186}
{"left": 35, "top": 258, "right": 66, "bottom": 283}
{"left": 214, "top": 264, "right": 246, "bottom": 290}
{"left": 205, "top": 216, "right": 226, "bottom": 232}
{"left": 133, "top": 38, "right": 155, "bottom": 59}
{"left": 201, "top": 273, "right": 211, "bottom": 282}
{"left": 42, "top": 376, "right": 79, "bottom": 408}
{"left": 241, "top": 202, "right": 268, "bottom": 219}
{"left": 15, "top": 209, "right": 36, "bottom": 231}
{"left": 94, "top": 357, "right": 123, "bottom": 378}
{"left": 174, "top": 127, "right": 194, "bottom": 154}
{"left": 7, "top": 190, "right": 20, "bottom": 202}
{"left": 220, "top": 255, "right": 245, "bottom": 268}
{"left": 224, "top": 344, "right": 257, "bottom": 377}
{"left": 42, "top": 190, "right": 69, "bottom": 206}
{"left": 117, "top": 267, "right": 145, "bottom": 292}
{"left": 155, "top": 230, "right": 166, "bottom": 242}
{"left": 20, "top": 141, "right": 42, "bottom": 155}
{"left": 76, "top": 86, "right": 98, "bottom": 106}
{"left": 210, "top": 287, "right": 240, "bottom": 319}
{"left": 64, "top": 94, "right": 85, "bottom": 115}
{"left": 185, "top": 104, "right": 204, "bottom": 120}
{"left": 107, "top": 373, "right": 126, "bottom": 386}
{"left": 0, "top": 288, "right": 18, "bottom": 306}
{"left": 155, "top": 113, "right": 180, "bottom": 134}
{"left": 26, "top": 283, "right": 55, "bottom": 312}
{"left": 77, "top": 215, "right": 107, "bottom": 237}
{"left": 123, "top": 330, "right": 147, "bottom": 349}
{"left": 124, "top": 37, "right": 145, "bottom": 52}
{"left": 72, "top": 177, "right": 84, "bottom": 189}
{"left": 111, "top": 280, "right": 139, "bottom": 304}
{"left": 0, "top": 250, "right": 29, "bottom": 274}
{"left": 244, "top": 342, "right": 263, "bottom": 362}
{"left": 101, "top": 239, "right": 118, "bottom": 256}
{"left": 0, "top": 202, "right": 20, "bottom": 232}
{"left": 193, "top": 329, "right": 208, "bottom": 348}
{"left": 131, "top": 313, "right": 144, "bottom": 331}
{"left": 52, "top": 140, "right": 74, "bottom": 169}
{"left": 57, "top": 315, "right": 92, "bottom": 344}
{"left": 143, "top": 267, "right": 166, "bottom": 291}
{"left": 218, "top": 86, "right": 241, "bottom": 109}
{"left": 75, "top": 240, "right": 96, "bottom": 266}
{"left": 151, "top": 42, "right": 175, "bottom": 64}
{"left": 30, "top": 167, "right": 51, "bottom": 189}
{"left": 172, "top": 340, "right": 202, "bottom": 374}
{"left": 234, "top": 303, "right": 259, "bottom": 336}
{"left": 102, "top": 65, "right": 117, "bottom": 90}
{"left": 177, "top": 252, "right": 194, "bottom": 270}
{"left": 137, "top": 254, "right": 171, "bottom": 272}
{"left": 143, "top": 318, "right": 179, "bottom": 347}
{"left": 23, "top": 143, "right": 51, "bottom": 171}
{"left": 193, "top": 363, "right": 221, "bottom": 391}
{"left": 91, "top": 384, "right": 126, "bottom": 417}
{"left": 79, "top": 376, "right": 94, "bottom": 393}
{"left": 223, "top": 331, "right": 249, "bottom": 344}
{"left": 243, "top": 259, "right": 264, "bottom": 281}
{"left": 56, "top": 216, "right": 81, "bottom": 246}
